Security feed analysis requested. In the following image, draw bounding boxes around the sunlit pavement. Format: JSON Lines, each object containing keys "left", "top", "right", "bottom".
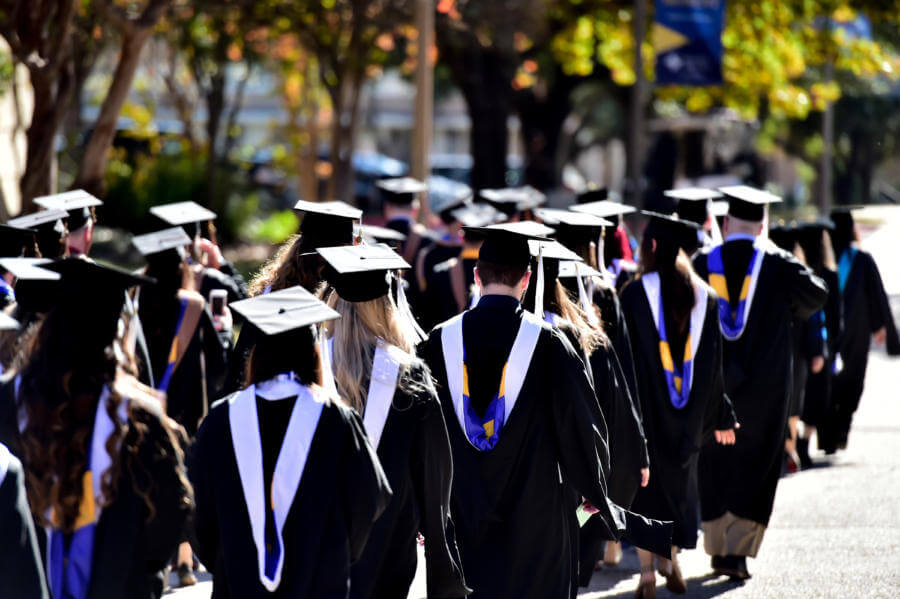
{"left": 168, "top": 224, "right": 900, "bottom": 599}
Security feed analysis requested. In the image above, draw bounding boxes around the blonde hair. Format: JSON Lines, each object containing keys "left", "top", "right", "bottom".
{"left": 323, "top": 290, "right": 420, "bottom": 413}
{"left": 553, "top": 282, "right": 609, "bottom": 353}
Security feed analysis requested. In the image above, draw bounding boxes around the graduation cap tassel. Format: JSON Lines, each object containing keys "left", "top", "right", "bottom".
{"left": 597, "top": 230, "right": 613, "bottom": 285}
{"left": 708, "top": 197, "right": 723, "bottom": 246}
{"left": 760, "top": 204, "right": 770, "bottom": 243}
{"left": 574, "top": 262, "right": 599, "bottom": 327}
{"left": 535, "top": 246, "right": 545, "bottom": 318}
{"left": 394, "top": 272, "right": 427, "bottom": 343}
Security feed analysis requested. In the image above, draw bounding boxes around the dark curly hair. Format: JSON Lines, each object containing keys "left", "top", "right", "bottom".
{"left": 249, "top": 234, "right": 329, "bottom": 297}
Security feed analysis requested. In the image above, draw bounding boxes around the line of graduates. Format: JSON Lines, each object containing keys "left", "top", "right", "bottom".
{"left": 0, "top": 177, "right": 895, "bottom": 599}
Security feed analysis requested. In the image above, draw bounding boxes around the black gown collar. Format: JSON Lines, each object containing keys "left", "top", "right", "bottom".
{"left": 475, "top": 294, "right": 521, "bottom": 311}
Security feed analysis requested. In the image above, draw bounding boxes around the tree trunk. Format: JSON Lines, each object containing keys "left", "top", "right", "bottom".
{"left": 74, "top": 30, "right": 152, "bottom": 197}
{"left": 20, "top": 64, "right": 76, "bottom": 210}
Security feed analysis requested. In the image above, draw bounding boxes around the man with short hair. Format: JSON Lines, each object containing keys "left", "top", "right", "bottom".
{"left": 693, "top": 186, "right": 828, "bottom": 580}
{"left": 420, "top": 222, "right": 670, "bottom": 598}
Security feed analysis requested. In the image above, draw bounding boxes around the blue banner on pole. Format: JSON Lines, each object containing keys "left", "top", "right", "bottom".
{"left": 654, "top": 0, "right": 725, "bottom": 86}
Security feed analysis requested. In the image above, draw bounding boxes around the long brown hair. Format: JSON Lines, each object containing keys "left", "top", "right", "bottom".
{"left": 250, "top": 234, "right": 327, "bottom": 296}
{"left": 323, "top": 290, "right": 421, "bottom": 413}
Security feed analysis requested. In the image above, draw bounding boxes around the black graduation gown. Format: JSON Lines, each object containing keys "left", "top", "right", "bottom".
{"left": 693, "top": 240, "right": 827, "bottom": 526}
{"left": 415, "top": 240, "right": 463, "bottom": 330}
{"left": 0, "top": 380, "right": 192, "bottom": 599}
{"left": 821, "top": 249, "right": 900, "bottom": 447}
{"left": 139, "top": 293, "right": 230, "bottom": 436}
{"left": 802, "top": 268, "right": 842, "bottom": 428}
{"left": 420, "top": 296, "right": 671, "bottom": 599}
{"left": 420, "top": 248, "right": 479, "bottom": 330}
{"left": 199, "top": 262, "right": 249, "bottom": 304}
{"left": 0, "top": 444, "right": 49, "bottom": 599}
{"left": 620, "top": 280, "right": 736, "bottom": 549}
{"left": 189, "top": 389, "right": 393, "bottom": 598}
{"left": 350, "top": 362, "right": 469, "bottom": 599}
{"left": 387, "top": 218, "right": 433, "bottom": 320}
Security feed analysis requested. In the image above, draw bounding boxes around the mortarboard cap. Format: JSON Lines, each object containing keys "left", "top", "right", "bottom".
{"left": 0, "top": 258, "right": 59, "bottom": 313}
{"left": 570, "top": 200, "right": 636, "bottom": 221}
{"left": 479, "top": 186, "right": 546, "bottom": 217}
{"left": 0, "top": 311, "right": 19, "bottom": 331}
{"left": 536, "top": 208, "right": 612, "bottom": 248}
{"left": 376, "top": 177, "right": 428, "bottom": 206}
{"left": 230, "top": 285, "right": 340, "bottom": 337}
{"left": 463, "top": 222, "right": 552, "bottom": 269}
{"left": 33, "top": 190, "right": 102, "bottom": 230}
{"left": 132, "top": 227, "right": 192, "bottom": 260}
{"left": 710, "top": 200, "right": 729, "bottom": 218}
{"left": 356, "top": 223, "right": 407, "bottom": 244}
{"left": 8, "top": 209, "right": 69, "bottom": 232}
{"left": 318, "top": 244, "right": 410, "bottom": 303}
{"left": 528, "top": 239, "right": 584, "bottom": 262}
{"left": 718, "top": 185, "right": 782, "bottom": 222}
{"left": 294, "top": 200, "right": 362, "bottom": 249}
{"left": 0, "top": 224, "right": 36, "bottom": 258}
{"left": 557, "top": 261, "right": 602, "bottom": 279}
{"left": 450, "top": 203, "right": 506, "bottom": 229}
{"left": 767, "top": 220, "right": 798, "bottom": 251}
{"left": 641, "top": 211, "right": 700, "bottom": 251}
{"left": 150, "top": 201, "right": 217, "bottom": 227}
{"left": 665, "top": 188, "right": 723, "bottom": 226}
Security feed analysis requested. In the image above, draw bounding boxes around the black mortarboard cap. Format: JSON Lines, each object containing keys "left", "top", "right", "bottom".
{"left": 150, "top": 201, "right": 217, "bottom": 227}
{"left": 356, "top": 223, "right": 407, "bottom": 244}
{"left": 451, "top": 203, "right": 506, "bottom": 230}
{"left": 132, "top": 227, "right": 192, "bottom": 256}
{"left": 479, "top": 187, "right": 546, "bottom": 217}
{"left": 719, "top": 186, "right": 782, "bottom": 222}
{"left": 768, "top": 220, "right": 798, "bottom": 251}
{"left": 557, "top": 261, "right": 602, "bottom": 279}
{"left": 0, "top": 224, "right": 36, "bottom": 258}
{"left": 230, "top": 285, "right": 340, "bottom": 337}
{"left": 528, "top": 239, "right": 584, "bottom": 262}
{"left": 537, "top": 208, "right": 612, "bottom": 247}
{"left": 376, "top": 177, "right": 427, "bottom": 206}
{"left": 665, "top": 188, "right": 722, "bottom": 226}
{"left": 641, "top": 211, "right": 700, "bottom": 251}
{"left": 33, "top": 190, "right": 102, "bottom": 231}
{"left": 570, "top": 200, "right": 636, "bottom": 223}
{"left": 318, "top": 244, "right": 410, "bottom": 303}
{"left": 294, "top": 200, "right": 362, "bottom": 250}
{"left": 7, "top": 210, "right": 69, "bottom": 258}
{"left": 0, "top": 258, "right": 60, "bottom": 313}
{"left": 0, "top": 311, "right": 19, "bottom": 331}
{"left": 463, "top": 222, "right": 552, "bottom": 269}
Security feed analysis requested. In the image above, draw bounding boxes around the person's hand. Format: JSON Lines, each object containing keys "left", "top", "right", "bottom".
{"left": 715, "top": 429, "right": 736, "bottom": 445}
{"left": 873, "top": 326, "right": 887, "bottom": 347}
{"left": 195, "top": 237, "right": 224, "bottom": 270}
{"left": 810, "top": 356, "right": 825, "bottom": 373}
{"left": 213, "top": 306, "right": 233, "bottom": 332}
{"left": 640, "top": 468, "right": 650, "bottom": 488}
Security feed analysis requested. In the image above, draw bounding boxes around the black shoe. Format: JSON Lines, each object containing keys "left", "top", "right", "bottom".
{"left": 797, "top": 438, "right": 813, "bottom": 469}
{"left": 735, "top": 556, "right": 751, "bottom": 580}
{"left": 716, "top": 555, "right": 750, "bottom": 580}
{"left": 711, "top": 555, "right": 725, "bottom": 575}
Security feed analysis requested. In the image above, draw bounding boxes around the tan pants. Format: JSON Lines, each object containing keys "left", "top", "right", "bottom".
{"left": 702, "top": 511, "right": 766, "bottom": 558}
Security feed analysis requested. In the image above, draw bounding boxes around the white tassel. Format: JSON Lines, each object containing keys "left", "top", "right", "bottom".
{"left": 395, "top": 272, "right": 426, "bottom": 343}
{"left": 708, "top": 197, "right": 723, "bottom": 246}
{"left": 535, "top": 245, "right": 545, "bottom": 318}
{"left": 760, "top": 204, "right": 770, "bottom": 242}
{"left": 597, "top": 230, "right": 614, "bottom": 285}
{"left": 575, "top": 262, "right": 599, "bottom": 326}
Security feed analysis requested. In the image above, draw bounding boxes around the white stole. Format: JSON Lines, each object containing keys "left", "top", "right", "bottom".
{"left": 440, "top": 310, "right": 543, "bottom": 449}
{"left": 0, "top": 442, "right": 10, "bottom": 488}
{"left": 318, "top": 336, "right": 403, "bottom": 450}
{"left": 228, "top": 379, "right": 325, "bottom": 592}
{"left": 641, "top": 272, "right": 708, "bottom": 398}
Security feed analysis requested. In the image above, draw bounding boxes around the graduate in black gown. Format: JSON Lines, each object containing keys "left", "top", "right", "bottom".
{"left": 667, "top": 188, "right": 725, "bottom": 253}
{"left": 692, "top": 187, "right": 827, "bottom": 580}
{"left": 317, "top": 243, "right": 469, "bottom": 599}
{"left": 7, "top": 208, "right": 70, "bottom": 259}
{"left": 570, "top": 194, "right": 639, "bottom": 291}
{"left": 794, "top": 220, "right": 842, "bottom": 467}
{"left": 622, "top": 213, "right": 737, "bottom": 597}
{"left": 0, "top": 441, "right": 49, "bottom": 598}
{"left": 819, "top": 208, "right": 900, "bottom": 453}
{"left": 189, "top": 286, "right": 392, "bottom": 598}
{"left": 33, "top": 190, "right": 103, "bottom": 258}
{"left": 0, "top": 258, "right": 192, "bottom": 599}
{"left": 150, "top": 201, "right": 249, "bottom": 303}
{"left": 420, "top": 223, "right": 671, "bottom": 599}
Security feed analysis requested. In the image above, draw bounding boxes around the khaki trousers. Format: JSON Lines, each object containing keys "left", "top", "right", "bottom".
{"left": 702, "top": 511, "right": 766, "bottom": 558}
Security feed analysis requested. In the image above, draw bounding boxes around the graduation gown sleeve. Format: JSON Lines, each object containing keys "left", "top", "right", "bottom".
{"left": 0, "top": 446, "right": 49, "bottom": 599}
{"left": 410, "top": 370, "right": 470, "bottom": 598}
{"left": 863, "top": 252, "right": 900, "bottom": 355}
{"left": 342, "top": 407, "right": 393, "bottom": 563}
{"left": 783, "top": 251, "right": 830, "bottom": 321}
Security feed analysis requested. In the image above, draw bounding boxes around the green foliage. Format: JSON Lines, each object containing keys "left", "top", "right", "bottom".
{"left": 246, "top": 209, "right": 300, "bottom": 244}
